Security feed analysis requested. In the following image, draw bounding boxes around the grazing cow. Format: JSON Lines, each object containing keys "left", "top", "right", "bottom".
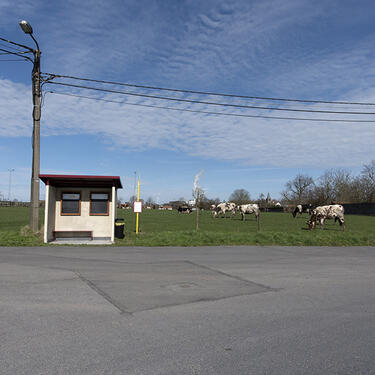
{"left": 237, "top": 203, "right": 260, "bottom": 221}
{"left": 292, "top": 204, "right": 303, "bottom": 218}
{"left": 212, "top": 202, "right": 236, "bottom": 218}
{"left": 292, "top": 204, "right": 313, "bottom": 217}
{"left": 178, "top": 206, "right": 191, "bottom": 214}
{"left": 307, "top": 204, "right": 345, "bottom": 230}
{"left": 302, "top": 204, "right": 313, "bottom": 214}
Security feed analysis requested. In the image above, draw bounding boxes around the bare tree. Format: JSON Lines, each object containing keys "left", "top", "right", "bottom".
{"left": 332, "top": 169, "right": 352, "bottom": 202}
{"left": 129, "top": 195, "right": 137, "bottom": 204}
{"left": 282, "top": 162, "right": 375, "bottom": 206}
{"left": 362, "top": 160, "right": 375, "bottom": 182}
{"left": 312, "top": 169, "right": 352, "bottom": 204}
{"left": 200, "top": 195, "right": 220, "bottom": 210}
{"left": 145, "top": 196, "right": 154, "bottom": 206}
{"left": 357, "top": 160, "right": 375, "bottom": 202}
{"left": 228, "top": 189, "right": 251, "bottom": 205}
{"left": 282, "top": 174, "right": 314, "bottom": 204}
{"left": 257, "top": 193, "right": 265, "bottom": 208}
{"left": 348, "top": 177, "right": 368, "bottom": 203}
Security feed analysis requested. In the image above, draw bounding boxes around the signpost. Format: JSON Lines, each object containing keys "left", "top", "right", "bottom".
{"left": 133, "top": 179, "right": 142, "bottom": 234}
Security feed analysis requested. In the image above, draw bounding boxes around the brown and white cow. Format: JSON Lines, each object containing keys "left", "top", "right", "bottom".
{"left": 237, "top": 203, "right": 260, "bottom": 221}
{"left": 307, "top": 204, "right": 345, "bottom": 230}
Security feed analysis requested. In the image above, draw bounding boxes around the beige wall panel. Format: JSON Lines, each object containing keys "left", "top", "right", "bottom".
{"left": 54, "top": 187, "right": 113, "bottom": 238}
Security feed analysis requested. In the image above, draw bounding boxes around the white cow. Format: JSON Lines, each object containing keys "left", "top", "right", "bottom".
{"left": 212, "top": 202, "right": 236, "bottom": 218}
{"left": 307, "top": 204, "right": 345, "bottom": 230}
{"left": 238, "top": 203, "right": 260, "bottom": 221}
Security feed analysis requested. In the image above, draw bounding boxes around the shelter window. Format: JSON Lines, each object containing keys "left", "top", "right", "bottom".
{"left": 61, "top": 193, "right": 81, "bottom": 215}
{"left": 90, "top": 193, "right": 109, "bottom": 215}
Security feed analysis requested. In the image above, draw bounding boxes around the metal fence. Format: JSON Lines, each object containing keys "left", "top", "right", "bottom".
{"left": 260, "top": 207, "right": 284, "bottom": 213}
{"left": 0, "top": 201, "right": 30, "bottom": 207}
{"left": 342, "top": 203, "right": 375, "bottom": 216}
{"left": 260, "top": 203, "right": 375, "bottom": 216}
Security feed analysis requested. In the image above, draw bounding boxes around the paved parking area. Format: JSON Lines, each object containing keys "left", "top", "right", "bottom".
{"left": 1, "top": 246, "right": 375, "bottom": 374}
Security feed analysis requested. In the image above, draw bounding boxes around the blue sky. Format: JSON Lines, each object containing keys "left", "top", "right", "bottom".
{"left": 1, "top": 0, "right": 375, "bottom": 203}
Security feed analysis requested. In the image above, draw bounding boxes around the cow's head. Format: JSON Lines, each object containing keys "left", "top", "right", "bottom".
{"left": 334, "top": 216, "right": 345, "bottom": 226}
{"left": 307, "top": 213, "right": 317, "bottom": 230}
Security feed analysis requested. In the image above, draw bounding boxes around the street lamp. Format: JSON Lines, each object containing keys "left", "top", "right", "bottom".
{"left": 19, "top": 20, "right": 41, "bottom": 232}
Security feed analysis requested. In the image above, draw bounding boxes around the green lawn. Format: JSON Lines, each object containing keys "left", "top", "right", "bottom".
{"left": 0, "top": 207, "right": 45, "bottom": 246}
{"left": 1, "top": 206, "right": 375, "bottom": 246}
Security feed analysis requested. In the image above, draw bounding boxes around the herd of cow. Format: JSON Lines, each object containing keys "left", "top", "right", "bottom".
{"left": 178, "top": 202, "right": 346, "bottom": 231}
{"left": 210, "top": 202, "right": 260, "bottom": 221}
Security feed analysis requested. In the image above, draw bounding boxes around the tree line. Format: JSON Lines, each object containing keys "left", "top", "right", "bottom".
{"left": 201, "top": 160, "right": 375, "bottom": 208}
{"left": 281, "top": 160, "right": 375, "bottom": 206}
{"left": 121, "top": 160, "right": 375, "bottom": 209}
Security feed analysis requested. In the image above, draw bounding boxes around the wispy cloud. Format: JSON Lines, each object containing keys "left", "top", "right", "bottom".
{"left": 1, "top": 76, "right": 374, "bottom": 169}
{"left": 1, "top": 0, "right": 375, "bottom": 203}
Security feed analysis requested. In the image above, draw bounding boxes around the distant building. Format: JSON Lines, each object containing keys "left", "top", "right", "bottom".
{"left": 169, "top": 200, "right": 186, "bottom": 209}
{"left": 160, "top": 204, "right": 173, "bottom": 210}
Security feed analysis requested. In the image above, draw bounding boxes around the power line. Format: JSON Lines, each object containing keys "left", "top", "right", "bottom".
{"left": 43, "top": 72, "right": 375, "bottom": 106}
{"left": 0, "top": 48, "right": 33, "bottom": 62}
{"left": 0, "top": 36, "right": 33, "bottom": 52}
{"left": 0, "top": 59, "right": 28, "bottom": 62}
{"left": 45, "top": 81, "right": 375, "bottom": 115}
{"left": 0, "top": 41, "right": 28, "bottom": 53}
{"left": 47, "top": 91, "right": 375, "bottom": 123}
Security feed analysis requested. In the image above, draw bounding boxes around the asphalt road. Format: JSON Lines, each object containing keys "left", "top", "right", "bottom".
{"left": 1, "top": 245, "right": 375, "bottom": 374}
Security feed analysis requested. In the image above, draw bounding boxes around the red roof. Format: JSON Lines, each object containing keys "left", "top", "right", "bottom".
{"left": 39, "top": 174, "right": 123, "bottom": 189}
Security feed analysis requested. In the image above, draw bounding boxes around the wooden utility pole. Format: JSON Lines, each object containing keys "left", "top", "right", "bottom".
{"left": 30, "top": 46, "right": 41, "bottom": 231}
{"left": 19, "top": 20, "right": 41, "bottom": 232}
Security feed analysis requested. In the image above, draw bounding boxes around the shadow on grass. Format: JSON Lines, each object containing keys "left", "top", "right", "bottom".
{"left": 301, "top": 226, "right": 345, "bottom": 232}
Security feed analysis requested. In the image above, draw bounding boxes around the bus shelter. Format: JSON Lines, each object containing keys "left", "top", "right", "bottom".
{"left": 39, "top": 174, "right": 123, "bottom": 243}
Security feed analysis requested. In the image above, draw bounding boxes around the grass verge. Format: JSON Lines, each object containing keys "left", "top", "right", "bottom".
{"left": 114, "top": 229, "right": 375, "bottom": 247}
{"left": 1, "top": 207, "right": 375, "bottom": 246}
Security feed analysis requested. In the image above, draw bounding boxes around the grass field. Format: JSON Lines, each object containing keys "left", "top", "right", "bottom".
{"left": 1, "top": 206, "right": 375, "bottom": 246}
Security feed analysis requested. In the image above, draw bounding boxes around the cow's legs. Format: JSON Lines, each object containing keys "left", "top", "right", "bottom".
{"left": 337, "top": 216, "right": 346, "bottom": 231}
{"left": 319, "top": 218, "right": 325, "bottom": 229}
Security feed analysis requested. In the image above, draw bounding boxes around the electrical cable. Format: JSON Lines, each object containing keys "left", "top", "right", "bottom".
{"left": 45, "top": 81, "right": 375, "bottom": 115}
{"left": 47, "top": 91, "right": 375, "bottom": 123}
{"left": 0, "top": 36, "right": 34, "bottom": 52}
{"left": 0, "top": 41, "right": 28, "bottom": 53}
{"left": 0, "top": 59, "right": 28, "bottom": 62}
{"left": 43, "top": 72, "right": 375, "bottom": 106}
{"left": 0, "top": 48, "right": 33, "bottom": 62}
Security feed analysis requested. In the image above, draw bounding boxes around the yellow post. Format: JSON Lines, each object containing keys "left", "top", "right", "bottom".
{"left": 136, "top": 178, "right": 140, "bottom": 234}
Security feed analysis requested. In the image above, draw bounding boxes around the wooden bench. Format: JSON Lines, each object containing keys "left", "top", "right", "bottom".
{"left": 53, "top": 230, "right": 93, "bottom": 241}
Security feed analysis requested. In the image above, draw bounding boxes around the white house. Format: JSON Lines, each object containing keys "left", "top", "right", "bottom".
{"left": 39, "top": 174, "right": 123, "bottom": 243}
